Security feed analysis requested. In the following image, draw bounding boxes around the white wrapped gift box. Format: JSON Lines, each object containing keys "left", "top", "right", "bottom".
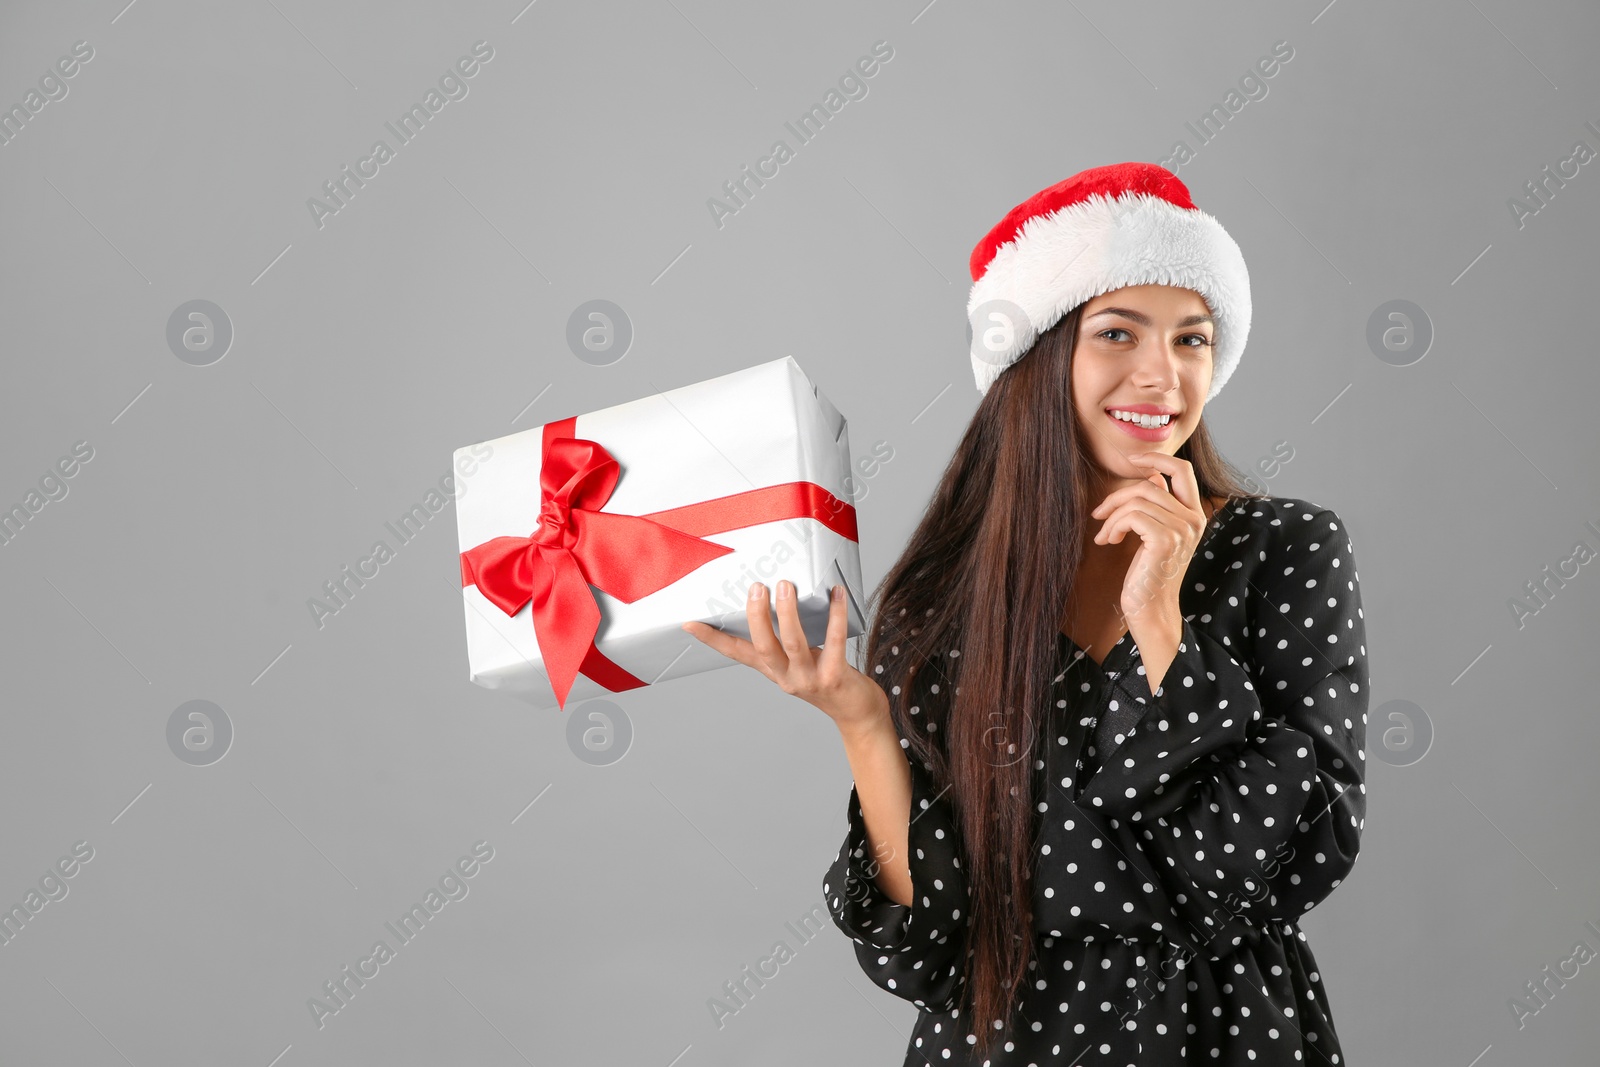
{"left": 453, "top": 356, "right": 867, "bottom": 709}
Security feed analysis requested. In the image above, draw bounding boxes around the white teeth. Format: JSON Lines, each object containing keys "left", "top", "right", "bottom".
{"left": 1109, "top": 409, "right": 1173, "bottom": 429}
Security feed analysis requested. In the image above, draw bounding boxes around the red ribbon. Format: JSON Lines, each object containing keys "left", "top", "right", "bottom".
{"left": 460, "top": 416, "right": 858, "bottom": 709}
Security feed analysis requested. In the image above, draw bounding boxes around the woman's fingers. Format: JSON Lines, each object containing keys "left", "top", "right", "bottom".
{"left": 819, "top": 584, "right": 848, "bottom": 673}
{"left": 1090, "top": 473, "right": 1181, "bottom": 522}
{"left": 1092, "top": 456, "right": 1207, "bottom": 548}
{"left": 1099, "top": 502, "right": 1175, "bottom": 549}
{"left": 682, "top": 581, "right": 870, "bottom": 719}
{"left": 1128, "top": 451, "right": 1202, "bottom": 513}
{"left": 686, "top": 581, "right": 829, "bottom": 678}
{"left": 745, "top": 581, "right": 786, "bottom": 671}
{"left": 686, "top": 579, "right": 847, "bottom": 676}
{"left": 768, "top": 580, "right": 820, "bottom": 693}
{"left": 1122, "top": 453, "right": 1204, "bottom": 533}
{"left": 1094, "top": 491, "right": 1188, "bottom": 545}
{"left": 774, "top": 580, "right": 810, "bottom": 660}
{"left": 681, "top": 619, "right": 759, "bottom": 667}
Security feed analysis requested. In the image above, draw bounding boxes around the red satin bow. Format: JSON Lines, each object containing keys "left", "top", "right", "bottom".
{"left": 460, "top": 416, "right": 858, "bottom": 709}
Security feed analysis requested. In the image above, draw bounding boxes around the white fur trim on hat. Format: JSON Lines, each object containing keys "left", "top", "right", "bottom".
{"left": 967, "top": 191, "right": 1251, "bottom": 403}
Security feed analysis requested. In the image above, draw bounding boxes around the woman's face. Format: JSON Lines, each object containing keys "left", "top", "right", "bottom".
{"left": 1071, "top": 283, "right": 1216, "bottom": 481}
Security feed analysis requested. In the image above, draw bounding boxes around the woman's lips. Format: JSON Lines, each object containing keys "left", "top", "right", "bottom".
{"left": 1106, "top": 409, "right": 1175, "bottom": 441}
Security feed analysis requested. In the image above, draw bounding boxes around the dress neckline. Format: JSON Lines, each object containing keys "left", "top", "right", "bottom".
{"left": 1056, "top": 495, "right": 1242, "bottom": 675}
{"left": 1057, "top": 627, "right": 1136, "bottom": 673}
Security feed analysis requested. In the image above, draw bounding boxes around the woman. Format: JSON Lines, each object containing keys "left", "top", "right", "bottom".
{"left": 684, "top": 163, "right": 1368, "bottom": 1065}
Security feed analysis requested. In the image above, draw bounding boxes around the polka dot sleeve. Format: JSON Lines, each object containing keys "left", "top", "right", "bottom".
{"left": 1246, "top": 507, "right": 1369, "bottom": 920}
{"left": 823, "top": 732, "right": 971, "bottom": 1013}
{"left": 1076, "top": 506, "right": 1369, "bottom": 959}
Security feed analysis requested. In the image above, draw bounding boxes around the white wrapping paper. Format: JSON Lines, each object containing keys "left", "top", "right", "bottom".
{"left": 453, "top": 356, "right": 867, "bottom": 709}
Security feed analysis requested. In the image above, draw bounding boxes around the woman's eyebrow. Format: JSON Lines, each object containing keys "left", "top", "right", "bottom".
{"left": 1087, "top": 307, "right": 1215, "bottom": 327}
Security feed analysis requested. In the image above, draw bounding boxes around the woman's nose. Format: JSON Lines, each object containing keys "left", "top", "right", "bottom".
{"left": 1130, "top": 346, "right": 1179, "bottom": 386}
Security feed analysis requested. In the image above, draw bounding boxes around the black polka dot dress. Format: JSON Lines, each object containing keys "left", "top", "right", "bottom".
{"left": 824, "top": 497, "right": 1369, "bottom": 1065}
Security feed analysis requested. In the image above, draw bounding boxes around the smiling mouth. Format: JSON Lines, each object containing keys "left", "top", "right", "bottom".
{"left": 1105, "top": 408, "right": 1177, "bottom": 429}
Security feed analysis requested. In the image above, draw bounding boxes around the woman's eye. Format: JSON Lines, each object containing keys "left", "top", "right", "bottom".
{"left": 1096, "top": 328, "right": 1213, "bottom": 348}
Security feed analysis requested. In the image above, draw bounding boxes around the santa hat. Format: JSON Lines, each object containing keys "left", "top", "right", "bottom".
{"left": 966, "top": 162, "right": 1251, "bottom": 403}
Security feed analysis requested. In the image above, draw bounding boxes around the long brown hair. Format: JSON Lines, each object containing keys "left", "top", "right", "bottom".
{"left": 857, "top": 303, "right": 1264, "bottom": 1058}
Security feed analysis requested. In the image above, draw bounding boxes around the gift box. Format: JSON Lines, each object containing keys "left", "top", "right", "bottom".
{"left": 453, "top": 356, "right": 868, "bottom": 710}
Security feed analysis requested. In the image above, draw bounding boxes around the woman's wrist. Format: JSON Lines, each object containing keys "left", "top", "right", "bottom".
{"left": 1127, "top": 600, "right": 1185, "bottom": 695}
{"left": 833, "top": 686, "right": 894, "bottom": 745}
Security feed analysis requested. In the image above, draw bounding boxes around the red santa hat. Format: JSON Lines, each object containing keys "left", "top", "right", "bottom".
{"left": 966, "top": 162, "right": 1251, "bottom": 403}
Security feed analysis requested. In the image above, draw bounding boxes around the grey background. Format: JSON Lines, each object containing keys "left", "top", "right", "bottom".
{"left": 1, "top": 0, "right": 1597, "bottom": 1064}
